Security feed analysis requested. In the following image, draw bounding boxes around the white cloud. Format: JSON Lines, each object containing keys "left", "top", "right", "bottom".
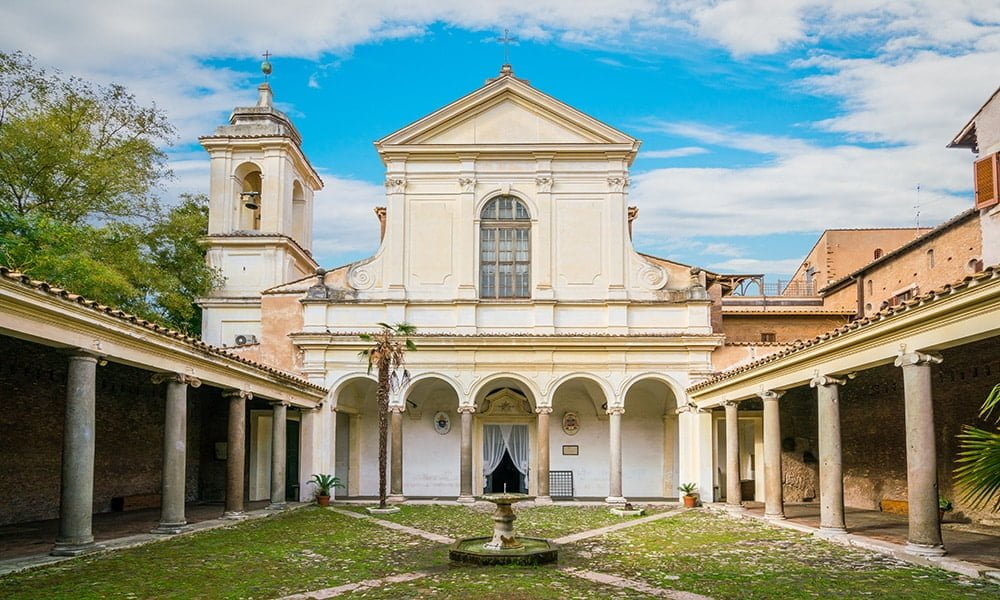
{"left": 639, "top": 146, "right": 709, "bottom": 159}
{"left": 310, "top": 175, "right": 386, "bottom": 265}
{"left": 707, "top": 257, "right": 804, "bottom": 276}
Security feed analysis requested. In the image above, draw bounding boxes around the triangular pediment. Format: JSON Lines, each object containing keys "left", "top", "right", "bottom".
{"left": 377, "top": 74, "right": 638, "bottom": 149}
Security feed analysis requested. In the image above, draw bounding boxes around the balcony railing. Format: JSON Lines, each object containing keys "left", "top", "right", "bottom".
{"left": 725, "top": 276, "right": 818, "bottom": 298}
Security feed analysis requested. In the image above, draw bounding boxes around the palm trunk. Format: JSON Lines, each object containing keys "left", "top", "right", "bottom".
{"left": 377, "top": 360, "right": 390, "bottom": 509}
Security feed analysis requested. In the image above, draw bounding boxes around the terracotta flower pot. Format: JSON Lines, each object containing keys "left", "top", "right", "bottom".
{"left": 317, "top": 495, "right": 331, "bottom": 507}
{"left": 683, "top": 494, "right": 697, "bottom": 508}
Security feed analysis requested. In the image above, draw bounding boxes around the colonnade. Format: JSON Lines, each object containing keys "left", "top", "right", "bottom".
{"left": 720, "top": 351, "right": 946, "bottom": 556}
{"left": 51, "top": 350, "right": 295, "bottom": 556}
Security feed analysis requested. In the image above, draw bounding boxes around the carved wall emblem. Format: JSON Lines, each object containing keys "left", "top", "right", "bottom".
{"left": 607, "top": 176, "right": 629, "bottom": 193}
{"left": 562, "top": 411, "right": 580, "bottom": 436}
{"left": 433, "top": 411, "right": 451, "bottom": 435}
{"left": 458, "top": 177, "right": 476, "bottom": 193}
{"left": 535, "top": 176, "right": 553, "bottom": 193}
{"left": 384, "top": 176, "right": 406, "bottom": 193}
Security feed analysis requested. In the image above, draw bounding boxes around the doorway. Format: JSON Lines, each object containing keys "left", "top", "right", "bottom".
{"left": 483, "top": 424, "right": 528, "bottom": 494}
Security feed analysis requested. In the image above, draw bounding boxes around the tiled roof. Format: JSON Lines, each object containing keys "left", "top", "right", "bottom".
{"left": 688, "top": 265, "right": 1000, "bottom": 393}
{"left": 204, "top": 231, "right": 314, "bottom": 259}
{"left": 295, "top": 331, "right": 721, "bottom": 339}
{"left": 0, "top": 266, "right": 326, "bottom": 393}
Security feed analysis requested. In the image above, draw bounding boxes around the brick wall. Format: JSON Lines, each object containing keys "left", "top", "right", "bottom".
{"left": 0, "top": 336, "right": 227, "bottom": 525}
{"left": 720, "top": 314, "right": 850, "bottom": 344}
{"left": 775, "top": 337, "right": 997, "bottom": 524}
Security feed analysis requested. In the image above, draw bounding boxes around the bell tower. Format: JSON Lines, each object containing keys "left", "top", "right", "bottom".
{"left": 198, "top": 56, "right": 323, "bottom": 346}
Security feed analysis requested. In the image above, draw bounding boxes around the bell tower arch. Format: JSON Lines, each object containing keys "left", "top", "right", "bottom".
{"left": 198, "top": 76, "right": 323, "bottom": 346}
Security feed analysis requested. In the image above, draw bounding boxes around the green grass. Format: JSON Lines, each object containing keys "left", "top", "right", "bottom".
{"left": 2, "top": 506, "right": 995, "bottom": 599}
{"left": 336, "top": 503, "right": 658, "bottom": 539}
{"left": 561, "top": 510, "right": 998, "bottom": 599}
{"left": 0, "top": 507, "right": 444, "bottom": 600}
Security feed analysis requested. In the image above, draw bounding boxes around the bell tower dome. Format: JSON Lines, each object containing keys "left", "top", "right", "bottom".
{"left": 198, "top": 64, "right": 323, "bottom": 346}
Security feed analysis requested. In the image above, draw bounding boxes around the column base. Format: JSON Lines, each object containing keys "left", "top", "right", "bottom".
{"left": 221, "top": 511, "right": 247, "bottom": 520}
{"left": 266, "top": 502, "right": 288, "bottom": 511}
{"left": 457, "top": 495, "right": 476, "bottom": 504}
{"left": 724, "top": 502, "right": 745, "bottom": 513}
{"left": 534, "top": 495, "right": 553, "bottom": 505}
{"left": 905, "top": 541, "right": 947, "bottom": 557}
{"left": 151, "top": 521, "right": 188, "bottom": 535}
{"left": 764, "top": 512, "right": 786, "bottom": 521}
{"left": 387, "top": 494, "right": 406, "bottom": 504}
{"left": 51, "top": 540, "right": 102, "bottom": 557}
{"left": 817, "top": 526, "right": 848, "bottom": 537}
{"left": 605, "top": 496, "right": 627, "bottom": 505}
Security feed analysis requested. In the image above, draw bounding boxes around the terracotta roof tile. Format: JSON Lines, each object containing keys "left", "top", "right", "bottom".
{"left": 0, "top": 267, "right": 326, "bottom": 393}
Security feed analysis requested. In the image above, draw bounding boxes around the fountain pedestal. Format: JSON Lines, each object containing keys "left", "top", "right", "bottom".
{"left": 449, "top": 493, "right": 559, "bottom": 566}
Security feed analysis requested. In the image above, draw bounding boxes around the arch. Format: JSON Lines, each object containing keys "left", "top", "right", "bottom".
{"left": 620, "top": 372, "right": 685, "bottom": 409}
{"left": 233, "top": 161, "right": 263, "bottom": 231}
{"left": 233, "top": 160, "right": 263, "bottom": 180}
{"left": 292, "top": 180, "right": 308, "bottom": 244}
{"left": 478, "top": 193, "right": 532, "bottom": 299}
{"left": 329, "top": 372, "right": 378, "bottom": 408}
{"left": 474, "top": 188, "right": 538, "bottom": 220}
{"left": 404, "top": 371, "right": 463, "bottom": 399}
{"left": 547, "top": 372, "right": 614, "bottom": 406}
{"left": 471, "top": 372, "right": 540, "bottom": 409}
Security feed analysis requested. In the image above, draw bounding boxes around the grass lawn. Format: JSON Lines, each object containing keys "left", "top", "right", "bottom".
{"left": 1, "top": 506, "right": 995, "bottom": 599}
{"left": 561, "top": 510, "right": 997, "bottom": 599}
{"left": 336, "top": 502, "right": 659, "bottom": 539}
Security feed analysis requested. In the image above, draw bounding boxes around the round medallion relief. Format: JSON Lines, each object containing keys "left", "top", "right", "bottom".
{"left": 433, "top": 411, "right": 451, "bottom": 435}
{"left": 562, "top": 412, "right": 580, "bottom": 436}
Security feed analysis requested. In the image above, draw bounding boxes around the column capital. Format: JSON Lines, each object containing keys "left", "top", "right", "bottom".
{"left": 535, "top": 406, "right": 553, "bottom": 415}
{"left": 151, "top": 372, "right": 201, "bottom": 388}
{"left": 269, "top": 400, "right": 291, "bottom": 408}
{"left": 722, "top": 399, "right": 741, "bottom": 408}
{"left": 457, "top": 405, "right": 476, "bottom": 414}
{"left": 222, "top": 389, "right": 253, "bottom": 400}
{"left": 809, "top": 373, "right": 848, "bottom": 388}
{"left": 894, "top": 351, "right": 943, "bottom": 368}
{"left": 606, "top": 406, "right": 625, "bottom": 416}
{"left": 389, "top": 405, "right": 405, "bottom": 414}
{"left": 757, "top": 389, "right": 785, "bottom": 402}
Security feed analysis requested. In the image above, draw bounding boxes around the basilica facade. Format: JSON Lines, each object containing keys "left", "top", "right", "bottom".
{"left": 199, "top": 66, "right": 724, "bottom": 503}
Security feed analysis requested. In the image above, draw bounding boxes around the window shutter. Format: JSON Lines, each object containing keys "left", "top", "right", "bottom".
{"left": 974, "top": 153, "right": 999, "bottom": 210}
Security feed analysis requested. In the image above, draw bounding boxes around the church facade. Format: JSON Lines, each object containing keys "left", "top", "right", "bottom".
{"left": 200, "top": 67, "right": 725, "bottom": 502}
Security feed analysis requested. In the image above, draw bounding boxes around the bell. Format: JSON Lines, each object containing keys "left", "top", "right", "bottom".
{"left": 241, "top": 191, "right": 260, "bottom": 210}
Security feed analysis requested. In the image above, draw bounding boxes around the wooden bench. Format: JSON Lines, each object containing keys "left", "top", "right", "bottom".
{"left": 879, "top": 499, "right": 908, "bottom": 515}
{"left": 110, "top": 494, "right": 161, "bottom": 512}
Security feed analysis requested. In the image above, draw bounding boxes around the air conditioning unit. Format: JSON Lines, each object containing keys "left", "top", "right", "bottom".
{"left": 234, "top": 334, "right": 258, "bottom": 345}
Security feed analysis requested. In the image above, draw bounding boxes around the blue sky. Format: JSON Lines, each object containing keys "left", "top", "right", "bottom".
{"left": 3, "top": 1, "right": 998, "bottom": 278}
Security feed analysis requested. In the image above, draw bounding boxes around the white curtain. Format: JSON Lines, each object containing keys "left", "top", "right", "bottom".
{"left": 506, "top": 425, "right": 529, "bottom": 476}
{"left": 482, "top": 425, "right": 507, "bottom": 477}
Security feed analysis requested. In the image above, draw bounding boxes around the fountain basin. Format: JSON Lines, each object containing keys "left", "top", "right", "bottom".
{"left": 449, "top": 536, "right": 559, "bottom": 566}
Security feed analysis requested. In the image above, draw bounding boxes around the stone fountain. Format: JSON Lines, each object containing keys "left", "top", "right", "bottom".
{"left": 449, "top": 491, "right": 558, "bottom": 565}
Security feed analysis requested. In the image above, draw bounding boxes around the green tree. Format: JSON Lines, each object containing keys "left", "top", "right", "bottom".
{"left": 0, "top": 51, "right": 219, "bottom": 334}
{"left": 359, "top": 323, "right": 416, "bottom": 509}
{"left": 955, "top": 384, "right": 1000, "bottom": 512}
{"left": 0, "top": 51, "right": 174, "bottom": 222}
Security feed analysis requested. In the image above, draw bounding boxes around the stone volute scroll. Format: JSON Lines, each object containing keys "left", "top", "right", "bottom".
{"left": 535, "top": 176, "right": 553, "bottom": 193}
{"left": 893, "top": 351, "right": 944, "bottom": 369}
{"left": 458, "top": 177, "right": 476, "bottom": 193}
{"left": 384, "top": 176, "right": 406, "bottom": 193}
{"left": 607, "top": 176, "right": 629, "bottom": 193}
{"left": 151, "top": 372, "right": 202, "bottom": 388}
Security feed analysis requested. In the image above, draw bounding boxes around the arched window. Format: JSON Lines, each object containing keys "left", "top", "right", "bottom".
{"left": 926, "top": 248, "right": 935, "bottom": 269}
{"left": 480, "top": 196, "right": 530, "bottom": 298}
{"left": 873, "top": 248, "right": 883, "bottom": 260}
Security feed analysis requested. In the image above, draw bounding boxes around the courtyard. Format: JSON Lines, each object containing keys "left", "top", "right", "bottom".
{"left": 1, "top": 504, "right": 996, "bottom": 599}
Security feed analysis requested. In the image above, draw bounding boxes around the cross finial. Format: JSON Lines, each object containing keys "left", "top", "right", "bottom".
{"left": 261, "top": 50, "right": 273, "bottom": 82}
{"left": 497, "top": 28, "right": 517, "bottom": 68}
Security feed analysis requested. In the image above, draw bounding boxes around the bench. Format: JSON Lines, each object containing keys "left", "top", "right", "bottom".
{"left": 879, "top": 499, "right": 908, "bottom": 515}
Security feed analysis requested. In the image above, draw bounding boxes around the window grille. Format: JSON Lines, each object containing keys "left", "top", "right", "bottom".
{"left": 549, "top": 470, "right": 574, "bottom": 498}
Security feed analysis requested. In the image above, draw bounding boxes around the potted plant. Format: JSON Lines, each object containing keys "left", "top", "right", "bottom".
{"left": 679, "top": 483, "right": 698, "bottom": 508}
{"left": 309, "top": 474, "right": 343, "bottom": 506}
{"left": 938, "top": 497, "right": 953, "bottom": 522}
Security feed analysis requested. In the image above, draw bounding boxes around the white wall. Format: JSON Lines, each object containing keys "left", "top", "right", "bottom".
{"left": 400, "top": 399, "right": 462, "bottom": 496}
{"left": 549, "top": 395, "right": 609, "bottom": 498}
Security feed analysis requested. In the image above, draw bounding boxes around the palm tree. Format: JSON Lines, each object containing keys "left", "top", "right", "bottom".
{"left": 955, "top": 383, "right": 1000, "bottom": 512}
{"left": 359, "top": 322, "right": 416, "bottom": 509}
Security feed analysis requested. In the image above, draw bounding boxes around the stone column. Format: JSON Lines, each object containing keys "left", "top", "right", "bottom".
{"left": 760, "top": 390, "right": 785, "bottom": 520}
{"left": 810, "top": 374, "right": 848, "bottom": 535}
{"left": 388, "top": 406, "right": 404, "bottom": 502}
{"left": 268, "top": 401, "right": 288, "bottom": 510}
{"left": 895, "top": 351, "right": 946, "bottom": 556}
{"left": 606, "top": 406, "right": 626, "bottom": 504}
{"left": 152, "top": 373, "right": 200, "bottom": 534}
{"left": 723, "top": 400, "right": 742, "bottom": 510}
{"left": 536, "top": 407, "right": 552, "bottom": 503}
{"left": 52, "top": 352, "right": 100, "bottom": 556}
{"left": 457, "top": 406, "right": 476, "bottom": 503}
{"left": 222, "top": 389, "right": 250, "bottom": 519}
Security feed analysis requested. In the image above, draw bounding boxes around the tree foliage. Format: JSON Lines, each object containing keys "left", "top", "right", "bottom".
{"left": 0, "top": 51, "right": 219, "bottom": 334}
{"left": 359, "top": 323, "right": 417, "bottom": 508}
{"left": 955, "top": 384, "right": 1000, "bottom": 512}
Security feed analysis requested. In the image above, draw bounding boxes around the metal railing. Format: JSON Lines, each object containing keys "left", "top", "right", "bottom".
{"left": 728, "top": 277, "right": 818, "bottom": 297}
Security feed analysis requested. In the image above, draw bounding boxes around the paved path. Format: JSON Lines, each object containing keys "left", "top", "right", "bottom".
{"left": 279, "top": 570, "right": 439, "bottom": 599}
{"left": 328, "top": 507, "right": 456, "bottom": 544}
{"left": 553, "top": 508, "right": 684, "bottom": 544}
{"left": 561, "top": 567, "right": 713, "bottom": 600}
